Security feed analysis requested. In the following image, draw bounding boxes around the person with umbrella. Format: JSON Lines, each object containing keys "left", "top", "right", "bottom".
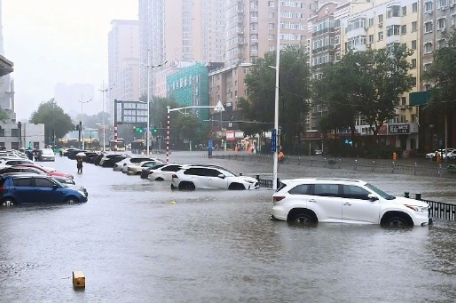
{"left": 76, "top": 152, "right": 85, "bottom": 174}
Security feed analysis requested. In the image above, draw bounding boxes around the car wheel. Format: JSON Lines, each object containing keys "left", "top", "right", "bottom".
{"left": 228, "top": 183, "right": 246, "bottom": 190}
{"left": 179, "top": 182, "right": 195, "bottom": 191}
{"left": 288, "top": 209, "right": 317, "bottom": 224}
{"left": 155, "top": 177, "right": 164, "bottom": 181}
{"left": 65, "top": 196, "right": 79, "bottom": 204}
{"left": 381, "top": 214, "right": 412, "bottom": 227}
{"left": 1, "top": 198, "right": 16, "bottom": 207}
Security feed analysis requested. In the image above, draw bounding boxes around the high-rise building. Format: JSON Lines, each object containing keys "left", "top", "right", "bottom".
{"left": 0, "top": 0, "right": 13, "bottom": 113}
{"left": 209, "top": 0, "right": 312, "bottom": 113}
{"left": 108, "top": 19, "right": 141, "bottom": 123}
{"left": 138, "top": 0, "right": 225, "bottom": 95}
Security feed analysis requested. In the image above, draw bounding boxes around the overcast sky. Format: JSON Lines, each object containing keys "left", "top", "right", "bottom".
{"left": 3, "top": 0, "right": 138, "bottom": 120}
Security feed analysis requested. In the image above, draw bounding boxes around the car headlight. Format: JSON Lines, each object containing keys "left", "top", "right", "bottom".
{"left": 405, "top": 204, "right": 428, "bottom": 212}
{"left": 78, "top": 190, "right": 86, "bottom": 196}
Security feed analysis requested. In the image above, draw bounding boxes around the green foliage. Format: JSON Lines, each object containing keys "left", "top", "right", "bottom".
{"left": 29, "top": 99, "right": 74, "bottom": 143}
{"left": 76, "top": 112, "right": 110, "bottom": 129}
{"left": 423, "top": 31, "right": 456, "bottom": 113}
{"left": 0, "top": 107, "right": 9, "bottom": 122}
{"left": 239, "top": 46, "right": 311, "bottom": 150}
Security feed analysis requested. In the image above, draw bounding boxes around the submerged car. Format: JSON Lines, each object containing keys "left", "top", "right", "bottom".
{"left": 0, "top": 174, "right": 88, "bottom": 207}
{"left": 171, "top": 165, "right": 259, "bottom": 190}
{"left": 271, "top": 178, "right": 431, "bottom": 227}
{"left": 37, "top": 149, "right": 55, "bottom": 161}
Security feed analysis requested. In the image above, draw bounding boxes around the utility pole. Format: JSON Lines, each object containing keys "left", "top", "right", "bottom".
{"left": 99, "top": 82, "right": 113, "bottom": 151}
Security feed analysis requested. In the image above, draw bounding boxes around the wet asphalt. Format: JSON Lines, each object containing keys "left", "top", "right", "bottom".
{"left": 0, "top": 151, "right": 455, "bottom": 303}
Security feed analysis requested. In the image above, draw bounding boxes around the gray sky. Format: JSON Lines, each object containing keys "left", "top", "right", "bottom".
{"left": 3, "top": 0, "right": 138, "bottom": 119}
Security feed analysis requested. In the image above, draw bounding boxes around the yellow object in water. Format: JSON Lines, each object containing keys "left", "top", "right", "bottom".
{"left": 170, "top": 201, "right": 176, "bottom": 204}
{"left": 72, "top": 271, "right": 85, "bottom": 288}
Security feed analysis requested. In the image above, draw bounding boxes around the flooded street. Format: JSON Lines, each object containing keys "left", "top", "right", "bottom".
{"left": 1, "top": 151, "right": 456, "bottom": 303}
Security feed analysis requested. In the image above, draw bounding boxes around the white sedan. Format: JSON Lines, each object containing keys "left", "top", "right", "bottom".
{"left": 171, "top": 165, "right": 259, "bottom": 190}
{"left": 148, "top": 164, "right": 184, "bottom": 181}
{"left": 126, "top": 160, "right": 165, "bottom": 175}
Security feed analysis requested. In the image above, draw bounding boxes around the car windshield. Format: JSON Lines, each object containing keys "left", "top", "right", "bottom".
{"left": 41, "top": 149, "right": 54, "bottom": 155}
{"left": 218, "top": 168, "right": 236, "bottom": 177}
{"left": 365, "top": 183, "right": 396, "bottom": 200}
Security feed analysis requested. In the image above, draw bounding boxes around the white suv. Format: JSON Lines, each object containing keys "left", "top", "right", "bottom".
{"left": 271, "top": 178, "right": 431, "bottom": 227}
{"left": 171, "top": 166, "right": 259, "bottom": 190}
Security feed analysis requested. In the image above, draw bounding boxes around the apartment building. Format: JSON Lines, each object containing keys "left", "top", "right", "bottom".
{"left": 108, "top": 20, "right": 140, "bottom": 124}
{"left": 337, "top": 0, "right": 421, "bottom": 152}
{"left": 210, "top": 0, "right": 312, "bottom": 117}
{"left": 138, "top": 0, "right": 225, "bottom": 96}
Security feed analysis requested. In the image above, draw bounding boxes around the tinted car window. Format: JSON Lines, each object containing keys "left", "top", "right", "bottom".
{"left": 131, "top": 158, "right": 150, "bottom": 163}
{"left": 313, "top": 184, "right": 339, "bottom": 197}
{"left": 34, "top": 178, "right": 55, "bottom": 188}
{"left": 13, "top": 178, "right": 33, "bottom": 187}
{"left": 162, "top": 165, "right": 181, "bottom": 172}
{"left": 342, "top": 185, "right": 370, "bottom": 200}
{"left": 289, "top": 184, "right": 310, "bottom": 195}
{"left": 207, "top": 168, "right": 221, "bottom": 177}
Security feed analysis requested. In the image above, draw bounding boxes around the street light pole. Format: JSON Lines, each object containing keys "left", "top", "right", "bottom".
{"left": 79, "top": 97, "right": 92, "bottom": 149}
{"left": 273, "top": 1, "right": 281, "bottom": 190}
{"left": 146, "top": 49, "right": 151, "bottom": 156}
{"left": 99, "top": 82, "right": 113, "bottom": 152}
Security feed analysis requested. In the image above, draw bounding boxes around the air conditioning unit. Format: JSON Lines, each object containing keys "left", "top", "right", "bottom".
{"left": 426, "top": 10, "right": 433, "bottom": 15}
{"left": 406, "top": 105, "right": 411, "bottom": 110}
{"left": 399, "top": 105, "right": 406, "bottom": 110}
{"left": 378, "top": 23, "right": 383, "bottom": 28}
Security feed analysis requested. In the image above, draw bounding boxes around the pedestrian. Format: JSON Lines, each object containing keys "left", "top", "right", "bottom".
{"left": 278, "top": 150, "right": 285, "bottom": 163}
{"left": 77, "top": 156, "right": 83, "bottom": 174}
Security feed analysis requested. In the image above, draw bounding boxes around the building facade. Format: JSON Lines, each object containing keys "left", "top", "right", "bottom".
{"left": 108, "top": 20, "right": 141, "bottom": 124}
{"left": 138, "top": 0, "right": 225, "bottom": 96}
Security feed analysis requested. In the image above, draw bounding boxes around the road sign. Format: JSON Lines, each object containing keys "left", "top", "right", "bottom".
{"left": 214, "top": 100, "right": 225, "bottom": 112}
{"left": 271, "top": 129, "right": 277, "bottom": 152}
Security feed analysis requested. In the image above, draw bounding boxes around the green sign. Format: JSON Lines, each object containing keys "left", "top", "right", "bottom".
{"left": 28, "top": 141, "right": 32, "bottom": 149}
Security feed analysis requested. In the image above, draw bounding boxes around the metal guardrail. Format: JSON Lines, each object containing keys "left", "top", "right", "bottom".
{"left": 213, "top": 153, "right": 456, "bottom": 178}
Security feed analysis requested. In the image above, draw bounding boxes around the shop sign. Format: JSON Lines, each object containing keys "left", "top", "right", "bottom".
{"left": 388, "top": 124, "right": 410, "bottom": 134}
{"left": 226, "top": 130, "right": 235, "bottom": 141}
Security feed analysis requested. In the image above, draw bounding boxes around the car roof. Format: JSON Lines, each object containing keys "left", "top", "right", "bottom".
{"left": 279, "top": 178, "right": 367, "bottom": 185}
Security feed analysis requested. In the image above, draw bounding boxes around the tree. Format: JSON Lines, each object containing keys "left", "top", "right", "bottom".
{"left": 313, "top": 50, "right": 367, "bottom": 152}
{"left": 30, "top": 99, "right": 74, "bottom": 144}
{"left": 238, "top": 46, "right": 311, "bottom": 151}
{"left": 0, "top": 107, "right": 9, "bottom": 122}
{"left": 423, "top": 31, "right": 456, "bottom": 112}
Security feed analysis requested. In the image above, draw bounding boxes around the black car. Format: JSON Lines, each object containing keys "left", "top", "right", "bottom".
{"left": 67, "top": 149, "right": 87, "bottom": 160}
{"left": 101, "top": 154, "right": 126, "bottom": 168}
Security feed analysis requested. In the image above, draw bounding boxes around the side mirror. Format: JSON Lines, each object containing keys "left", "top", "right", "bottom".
{"left": 217, "top": 174, "right": 226, "bottom": 179}
{"left": 367, "top": 194, "right": 378, "bottom": 201}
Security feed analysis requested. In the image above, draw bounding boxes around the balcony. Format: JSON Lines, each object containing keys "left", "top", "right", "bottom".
{"left": 312, "top": 45, "right": 334, "bottom": 54}
{"left": 312, "top": 27, "right": 335, "bottom": 37}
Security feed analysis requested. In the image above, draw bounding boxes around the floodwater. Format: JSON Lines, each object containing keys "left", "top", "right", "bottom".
{"left": 0, "top": 151, "right": 455, "bottom": 303}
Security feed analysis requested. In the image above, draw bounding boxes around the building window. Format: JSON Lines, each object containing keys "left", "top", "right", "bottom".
{"left": 378, "top": 14, "right": 384, "bottom": 23}
{"left": 411, "top": 40, "right": 417, "bottom": 49}
{"left": 452, "top": 14, "right": 456, "bottom": 26}
{"left": 369, "top": 34, "right": 374, "bottom": 44}
{"left": 437, "top": 39, "right": 446, "bottom": 48}
{"left": 0, "top": 129, "right": 4, "bottom": 137}
{"left": 412, "top": 21, "right": 417, "bottom": 32}
{"left": 439, "top": 0, "right": 448, "bottom": 8}
{"left": 425, "top": 1, "right": 433, "bottom": 12}
{"left": 268, "top": 23, "right": 275, "bottom": 30}
{"left": 424, "top": 21, "right": 433, "bottom": 33}
{"left": 387, "top": 25, "right": 400, "bottom": 37}
{"left": 401, "top": 25, "right": 407, "bottom": 34}
{"left": 268, "top": 1, "right": 275, "bottom": 7}
{"left": 437, "top": 18, "right": 446, "bottom": 30}
{"left": 11, "top": 129, "right": 19, "bottom": 137}
{"left": 412, "top": 2, "right": 418, "bottom": 12}
{"left": 378, "top": 31, "right": 384, "bottom": 41}
{"left": 411, "top": 77, "right": 417, "bottom": 87}
{"left": 402, "top": 6, "right": 407, "bottom": 16}
{"left": 268, "top": 34, "right": 275, "bottom": 40}
{"left": 387, "top": 6, "right": 400, "bottom": 18}
{"left": 424, "top": 62, "right": 432, "bottom": 71}
{"left": 411, "top": 58, "right": 417, "bottom": 68}
{"left": 401, "top": 97, "right": 407, "bottom": 105}
{"left": 424, "top": 42, "right": 433, "bottom": 54}
{"left": 368, "top": 18, "right": 374, "bottom": 27}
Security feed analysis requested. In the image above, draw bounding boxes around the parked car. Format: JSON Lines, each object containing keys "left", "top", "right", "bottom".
{"left": 426, "top": 148, "right": 456, "bottom": 160}
{"left": 0, "top": 174, "right": 88, "bottom": 207}
{"left": 14, "top": 164, "right": 74, "bottom": 179}
{"left": 140, "top": 164, "right": 167, "bottom": 179}
{"left": 126, "top": 160, "right": 166, "bottom": 175}
{"left": 114, "top": 156, "right": 164, "bottom": 172}
{"left": 67, "top": 149, "right": 88, "bottom": 160}
{"left": 148, "top": 164, "right": 185, "bottom": 181}
{"left": 99, "top": 154, "right": 127, "bottom": 168}
{"left": 0, "top": 158, "right": 35, "bottom": 167}
{"left": 36, "top": 148, "right": 55, "bottom": 161}
{"left": 171, "top": 165, "right": 259, "bottom": 190}
{"left": 0, "top": 167, "right": 75, "bottom": 184}
{"left": 271, "top": 178, "right": 431, "bottom": 227}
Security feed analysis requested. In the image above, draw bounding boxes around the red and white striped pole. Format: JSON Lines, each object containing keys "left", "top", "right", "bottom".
{"left": 166, "top": 106, "right": 170, "bottom": 163}
{"left": 114, "top": 123, "right": 118, "bottom": 152}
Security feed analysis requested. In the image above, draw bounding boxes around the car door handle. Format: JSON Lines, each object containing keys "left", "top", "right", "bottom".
{"left": 344, "top": 202, "right": 351, "bottom": 206}
{"left": 309, "top": 199, "right": 316, "bottom": 203}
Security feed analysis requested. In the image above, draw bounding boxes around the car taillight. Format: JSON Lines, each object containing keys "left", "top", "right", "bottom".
{"left": 273, "top": 196, "right": 285, "bottom": 202}
{"left": 114, "top": 164, "right": 118, "bottom": 167}
{"left": 0, "top": 186, "right": 5, "bottom": 191}
{"left": 171, "top": 174, "right": 178, "bottom": 179}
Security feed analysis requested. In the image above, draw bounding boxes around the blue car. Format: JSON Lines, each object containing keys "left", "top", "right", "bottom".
{"left": 0, "top": 174, "right": 88, "bottom": 207}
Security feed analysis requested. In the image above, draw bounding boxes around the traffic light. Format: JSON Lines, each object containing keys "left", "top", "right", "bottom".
{"left": 136, "top": 127, "right": 143, "bottom": 133}
{"left": 153, "top": 126, "right": 157, "bottom": 134}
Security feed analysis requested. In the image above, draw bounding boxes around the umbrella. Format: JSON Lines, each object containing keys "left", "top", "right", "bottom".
{"left": 76, "top": 152, "right": 86, "bottom": 157}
